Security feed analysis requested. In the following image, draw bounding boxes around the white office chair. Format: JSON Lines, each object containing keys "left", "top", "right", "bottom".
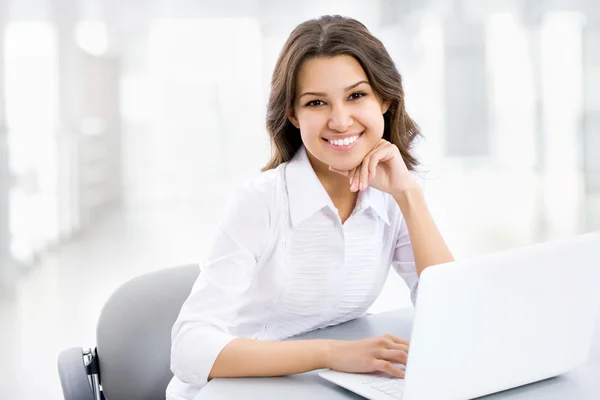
{"left": 57, "top": 264, "right": 200, "bottom": 400}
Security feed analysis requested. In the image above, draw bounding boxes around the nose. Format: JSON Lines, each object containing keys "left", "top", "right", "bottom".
{"left": 328, "top": 104, "right": 354, "bottom": 132}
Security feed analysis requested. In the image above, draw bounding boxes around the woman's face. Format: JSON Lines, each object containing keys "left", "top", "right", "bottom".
{"left": 290, "top": 55, "right": 390, "bottom": 172}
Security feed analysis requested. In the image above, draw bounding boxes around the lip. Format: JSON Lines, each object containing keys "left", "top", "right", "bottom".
{"left": 322, "top": 132, "right": 363, "bottom": 140}
{"left": 322, "top": 132, "right": 363, "bottom": 151}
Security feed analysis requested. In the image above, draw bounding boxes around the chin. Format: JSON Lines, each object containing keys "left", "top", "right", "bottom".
{"left": 327, "top": 156, "right": 363, "bottom": 172}
{"left": 308, "top": 143, "right": 368, "bottom": 172}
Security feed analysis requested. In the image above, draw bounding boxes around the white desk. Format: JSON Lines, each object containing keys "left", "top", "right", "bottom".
{"left": 197, "top": 308, "right": 600, "bottom": 399}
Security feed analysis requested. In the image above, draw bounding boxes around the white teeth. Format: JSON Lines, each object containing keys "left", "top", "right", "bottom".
{"left": 329, "top": 135, "right": 359, "bottom": 146}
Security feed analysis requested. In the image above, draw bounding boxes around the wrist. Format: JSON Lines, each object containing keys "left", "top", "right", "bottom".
{"left": 321, "top": 339, "right": 342, "bottom": 369}
{"left": 392, "top": 186, "right": 424, "bottom": 207}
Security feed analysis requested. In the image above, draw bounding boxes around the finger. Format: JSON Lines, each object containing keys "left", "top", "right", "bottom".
{"left": 372, "top": 139, "right": 389, "bottom": 155}
{"left": 391, "top": 343, "right": 409, "bottom": 355}
{"left": 328, "top": 166, "right": 349, "bottom": 177}
{"left": 367, "top": 150, "right": 385, "bottom": 182}
{"left": 364, "top": 142, "right": 390, "bottom": 183}
{"left": 374, "top": 337, "right": 409, "bottom": 355}
{"left": 383, "top": 342, "right": 409, "bottom": 356}
{"left": 383, "top": 334, "right": 410, "bottom": 346}
{"left": 354, "top": 168, "right": 362, "bottom": 191}
{"left": 373, "top": 360, "right": 405, "bottom": 379}
{"left": 360, "top": 157, "right": 370, "bottom": 191}
{"left": 376, "top": 349, "right": 408, "bottom": 365}
{"left": 347, "top": 167, "right": 355, "bottom": 189}
{"left": 351, "top": 168, "right": 361, "bottom": 192}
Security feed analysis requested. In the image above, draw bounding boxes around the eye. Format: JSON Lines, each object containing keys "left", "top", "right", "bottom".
{"left": 304, "top": 99, "right": 326, "bottom": 107}
{"left": 348, "top": 91, "right": 366, "bottom": 100}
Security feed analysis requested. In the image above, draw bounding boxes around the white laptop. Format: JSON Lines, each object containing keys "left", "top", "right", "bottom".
{"left": 319, "top": 232, "right": 600, "bottom": 400}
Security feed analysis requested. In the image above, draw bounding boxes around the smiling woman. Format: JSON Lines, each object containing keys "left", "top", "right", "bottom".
{"left": 290, "top": 56, "right": 389, "bottom": 170}
{"left": 166, "top": 15, "right": 453, "bottom": 400}
{"left": 263, "top": 17, "right": 421, "bottom": 174}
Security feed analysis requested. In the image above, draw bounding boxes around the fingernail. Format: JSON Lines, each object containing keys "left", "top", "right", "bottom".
{"left": 349, "top": 177, "right": 353, "bottom": 185}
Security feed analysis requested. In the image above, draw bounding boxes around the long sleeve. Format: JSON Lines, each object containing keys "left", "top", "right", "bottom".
{"left": 391, "top": 216, "right": 419, "bottom": 305}
{"left": 169, "top": 183, "right": 270, "bottom": 388}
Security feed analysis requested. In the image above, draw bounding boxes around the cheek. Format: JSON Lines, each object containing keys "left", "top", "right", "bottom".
{"left": 298, "top": 112, "right": 327, "bottom": 139}
{"left": 356, "top": 107, "right": 385, "bottom": 136}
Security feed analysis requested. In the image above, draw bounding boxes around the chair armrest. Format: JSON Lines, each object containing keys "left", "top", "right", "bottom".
{"left": 57, "top": 347, "right": 96, "bottom": 400}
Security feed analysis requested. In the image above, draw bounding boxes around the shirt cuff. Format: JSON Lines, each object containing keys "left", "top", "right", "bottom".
{"left": 171, "top": 325, "right": 237, "bottom": 387}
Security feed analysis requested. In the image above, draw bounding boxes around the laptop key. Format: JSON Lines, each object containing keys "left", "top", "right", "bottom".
{"left": 370, "top": 377, "right": 405, "bottom": 399}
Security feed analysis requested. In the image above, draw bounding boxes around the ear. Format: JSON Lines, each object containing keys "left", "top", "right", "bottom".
{"left": 288, "top": 110, "right": 299, "bottom": 129}
{"left": 381, "top": 100, "right": 391, "bottom": 115}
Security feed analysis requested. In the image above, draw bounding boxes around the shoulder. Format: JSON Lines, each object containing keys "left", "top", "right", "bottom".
{"left": 225, "top": 163, "right": 287, "bottom": 218}
{"left": 215, "top": 165, "right": 287, "bottom": 247}
{"left": 237, "top": 163, "right": 285, "bottom": 202}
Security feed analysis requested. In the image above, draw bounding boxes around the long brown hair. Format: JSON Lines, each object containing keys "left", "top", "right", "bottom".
{"left": 262, "top": 15, "right": 422, "bottom": 172}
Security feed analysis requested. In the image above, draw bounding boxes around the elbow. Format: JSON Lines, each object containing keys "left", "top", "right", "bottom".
{"left": 169, "top": 325, "right": 209, "bottom": 386}
{"left": 169, "top": 323, "right": 237, "bottom": 386}
{"left": 170, "top": 329, "right": 197, "bottom": 385}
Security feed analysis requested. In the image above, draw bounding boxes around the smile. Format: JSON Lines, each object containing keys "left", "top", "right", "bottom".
{"left": 322, "top": 132, "right": 363, "bottom": 151}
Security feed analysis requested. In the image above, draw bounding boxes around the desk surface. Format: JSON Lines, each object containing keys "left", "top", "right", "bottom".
{"left": 197, "top": 309, "right": 600, "bottom": 400}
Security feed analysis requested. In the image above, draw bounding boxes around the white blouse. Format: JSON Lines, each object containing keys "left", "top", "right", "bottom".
{"left": 166, "top": 146, "right": 419, "bottom": 400}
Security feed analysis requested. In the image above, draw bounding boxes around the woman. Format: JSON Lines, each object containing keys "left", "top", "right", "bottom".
{"left": 166, "top": 14, "right": 453, "bottom": 400}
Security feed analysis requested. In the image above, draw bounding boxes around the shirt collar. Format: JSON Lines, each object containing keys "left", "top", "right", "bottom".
{"left": 285, "top": 145, "right": 390, "bottom": 227}
{"left": 359, "top": 181, "right": 390, "bottom": 226}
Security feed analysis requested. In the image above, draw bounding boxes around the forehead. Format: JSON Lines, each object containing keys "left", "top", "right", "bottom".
{"left": 295, "top": 55, "right": 368, "bottom": 91}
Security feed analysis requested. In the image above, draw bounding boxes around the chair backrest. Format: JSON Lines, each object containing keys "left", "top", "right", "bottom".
{"left": 96, "top": 264, "right": 199, "bottom": 400}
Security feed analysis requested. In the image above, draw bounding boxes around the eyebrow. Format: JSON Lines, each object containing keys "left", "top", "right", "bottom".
{"left": 298, "top": 80, "right": 370, "bottom": 100}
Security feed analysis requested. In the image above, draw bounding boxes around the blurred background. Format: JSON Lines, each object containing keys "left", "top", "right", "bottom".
{"left": 0, "top": 0, "right": 599, "bottom": 398}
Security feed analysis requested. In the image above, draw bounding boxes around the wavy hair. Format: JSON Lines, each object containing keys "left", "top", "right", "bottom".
{"left": 262, "top": 15, "right": 421, "bottom": 172}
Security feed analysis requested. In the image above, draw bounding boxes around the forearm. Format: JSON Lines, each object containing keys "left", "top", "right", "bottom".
{"left": 394, "top": 187, "right": 454, "bottom": 276}
{"left": 209, "top": 338, "right": 333, "bottom": 379}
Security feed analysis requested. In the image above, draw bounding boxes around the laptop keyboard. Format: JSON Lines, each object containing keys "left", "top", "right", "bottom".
{"left": 360, "top": 374, "right": 406, "bottom": 399}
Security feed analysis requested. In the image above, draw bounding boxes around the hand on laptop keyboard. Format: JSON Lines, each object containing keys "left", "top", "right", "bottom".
{"left": 327, "top": 334, "right": 409, "bottom": 378}
{"left": 319, "top": 365, "right": 407, "bottom": 399}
